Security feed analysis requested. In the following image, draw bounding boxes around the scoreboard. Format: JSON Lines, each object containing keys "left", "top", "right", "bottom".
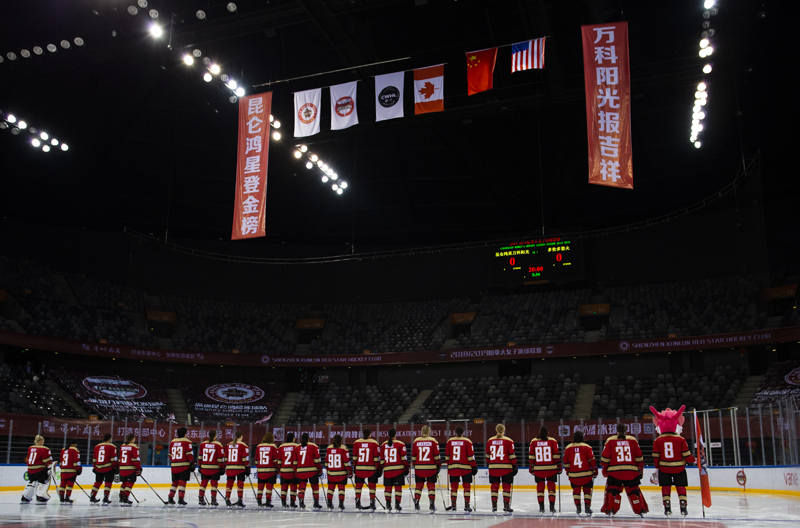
{"left": 491, "top": 237, "right": 585, "bottom": 284}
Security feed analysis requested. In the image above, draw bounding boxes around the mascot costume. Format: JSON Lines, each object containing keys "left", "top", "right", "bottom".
{"left": 650, "top": 405, "right": 696, "bottom": 516}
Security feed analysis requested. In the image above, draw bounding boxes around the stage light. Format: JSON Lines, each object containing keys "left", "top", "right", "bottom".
{"left": 300, "top": 145, "right": 308, "bottom": 152}
{"left": 321, "top": 164, "right": 328, "bottom": 171}
{"left": 51, "top": 138, "right": 58, "bottom": 145}
{"left": 699, "top": 49, "right": 707, "bottom": 58}
{"left": 326, "top": 168, "right": 333, "bottom": 175}
{"left": 183, "top": 54, "right": 194, "bottom": 65}
{"left": 196, "top": 10, "right": 206, "bottom": 20}
{"left": 7, "top": 52, "right": 17, "bottom": 61}
{"left": 322, "top": 175, "right": 329, "bottom": 183}
{"left": 695, "top": 91, "right": 706, "bottom": 99}
{"left": 221, "top": 74, "right": 229, "bottom": 82}
{"left": 694, "top": 141, "right": 702, "bottom": 148}
{"left": 149, "top": 9, "right": 159, "bottom": 19}
{"left": 340, "top": 181, "right": 347, "bottom": 189}
{"left": 294, "top": 150, "right": 302, "bottom": 159}
{"left": 210, "top": 64, "right": 220, "bottom": 75}
{"left": 697, "top": 98, "right": 707, "bottom": 106}
{"left": 138, "top": 0, "right": 148, "bottom": 7}
{"left": 332, "top": 184, "right": 338, "bottom": 191}
{"left": 699, "top": 39, "right": 709, "bottom": 49}
{"left": 202, "top": 57, "right": 211, "bottom": 66}
{"left": 149, "top": 24, "right": 163, "bottom": 38}
{"left": 697, "top": 82, "right": 707, "bottom": 91}
{"left": 61, "top": 40, "right": 71, "bottom": 49}
{"left": 0, "top": 123, "right": 6, "bottom": 130}
{"left": 192, "top": 49, "right": 202, "bottom": 58}
{"left": 32, "top": 139, "right": 40, "bottom": 147}
{"left": 227, "top": 3, "right": 237, "bottom": 13}
{"left": 42, "top": 145, "right": 50, "bottom": 152}
{"left": 704, "top": 0, "right": 715, "bottom": 8}
{"left": 705, "top": 47, "right": 714, "bottom": 56}
{"left": 703, "top": 64, "right": 712, "bottom": 74}
{"left": 696, "top": 112, "right": 705, "bottom": 119}
{"left": 227, "top": 80, "right": 237, "bottom": 90}
{"left": 21, "top": 49, "right": 31, "bottom": 59}
{"left": 692, "top": 119, "right": 699, "bottom": 126}
{"left": 235, "top": 87, "right": 245, "bottom": 97}
{"left": 330, "top": 173, "right": 338, "bottom": 180}
{"left": 61, "top": 144, "right": 68, "bottom": 151}
{"left": 128, "top": 6, "right": 139, "bottom": 16}
{"left": 28, "top": 127, "right": 37, "bottom": 134}
{"left": 203, "top": 72, "right": 212, "bottom": 82}
{"left": 7, "top": 114, "right": 16, "bottom": 123}
{"left": 337, "top": 188, "right": 343, "bottom": 195}
{"left": 317, "top": 160, "right": 324, "bottom": 168}
{"left": 18, "top": 121, "right": 27, "bottom": 129}
{"left": 306, "top": 162, "right": 313, "bottom": 169}
{"left": 229, "top": 96, "right": 238, "bottom": 103}
{"left": 47, "top": 44, "right": 57, "bottom": 53}
{"left": 310, "top": 154, "right": 318, "bottom": 162}
{"left": 33, "top": 46, "right": 43, "bottom": 55}
{"left": 11, "top": 127, "right": 20, "bottom": 135}
{"left": 272, "top": 131, "right": 281, "bottom": 140}
{"left": 40, "top": 132, "right": 49, "bottom": 140}
{"left": 273, "top": 120, "right": 281, "bottom": 129}
{"left": 75, "top": 37, "right": 85, "bottom": 47}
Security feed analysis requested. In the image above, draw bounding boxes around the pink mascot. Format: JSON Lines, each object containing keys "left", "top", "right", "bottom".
{"left": 650, "top": 405, "right": 696, "bottom": 516}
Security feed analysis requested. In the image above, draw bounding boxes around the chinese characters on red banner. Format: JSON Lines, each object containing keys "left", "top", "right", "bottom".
{"left": 232, "top": 93, "right": 273, "bottom": 240}
{"left": 582, "top": 22, "right": 633, "bottom": 189}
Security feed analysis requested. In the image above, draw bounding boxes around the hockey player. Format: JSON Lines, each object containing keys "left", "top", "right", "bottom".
{"left": 198, "top": 430, "right": 225, "bottom": 507}
{"left": 411, "top": 425, "right": 440, "bottom": 513}
{"left": 296, "top": 432, "right": 323, "bottom": 510}
{"left": 324, "top": 434, "right": 352, "bottom": 511}
{"left": 118, "top": 433, "right": 142, "bottom": 506}
{"left": 650, "top": 405, "right": 696, "bottom": 516}
{"left": 90, "top": 433, "right": 117, "bottom": 505}
{"left": 563, "top": 430, "right": 597, "bottom": 516}
{"left": 380, "top": 427, "right": 408, "bottom": 512}
{"left": 277, "top": 432, "right": 299, "bottom": 508}
{"left": 487, "top": 424, "right": 516, "bottom": 514}
{"left": 225, "top": 430, "right": 250, "bottom": 508}
{"left": 167, "top": 427, "right": 195, "bottom": 506}
{"left": 600, "top": 423, "right": 648, "bottom": 517}
{"left": 529, "top": 426, "right": 561, "bottom": 515}
{"left": 445, "top": 426, "right": 477, "bottom": 513}
{"left": 58, "top": 440, "right": 81, "bottom": 504}
{"left": 354, "top": 428, "right": 382, "bottom": 512}
{"left": 21, "top": 435, "right": 53, "bottom": 505}
{"left": 255, "top": 431, "right": 279, "bottom": 508}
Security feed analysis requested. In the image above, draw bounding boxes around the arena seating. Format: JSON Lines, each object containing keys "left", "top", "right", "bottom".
{"left": 288, "top": 384, "right": 418, "bottom": 425}
{"left": 412, "top": 374, "right": 580, "bottom": 423}
{"left": 0, "top": 362, "right": 83, "bottom": 418}
{"left": 65, "top": 272, "right": 146, "bottom": 312}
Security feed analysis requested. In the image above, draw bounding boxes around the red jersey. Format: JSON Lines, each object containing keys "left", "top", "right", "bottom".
{"left": 353, "top": 438, "right": 381, "bottom": 478}
{"left": 601, "top": 435, "right": 644, "bottom": 481}
{"left": 529, "top": 437, "right": 561, "bottom": 478}
{"left": 411, "top": 436, "right": 440, "bottom": 478}
{"left": 169, "top": 438, "right": 194, "bottom": 474}
{"left": 325, "top": 446, "right": 352, "bottom": 483}
{"left": 652, "top": 433, "right": 695, "bottom": 474}
{"left": 118, "top": 444, "right": 142, "bottom": 477}
{"left": 296, "top": 443, "right": 322, "bottom": 479}
{"left": 93, "top": 442, "right": 117, "bottom": 473}
{"left": 26, "top": 445, "right": 52, "bottom": 474}
{"left": 255, "top": 443, "right": 280, "bottom": 477}
{"left": 563, "top": 442, "right": 597, "bottom": 485}
{"left": 226, "top": 441, "right": 250, "bottom": 476}
{"left": 380, "top": 440, "right": 408, "bottom": 478}
{"left": 277, "top": 442, "right": 298, "bottom": 478}
{"left": 486, "top": 436, "right": 516, "bottom": 477}
{"left": 59, "top": 446, "right": 81, "bottom": 476}
{"left": 445, "top": 437, "right": 476, "bottom": 476}
{"left": 199, "top": 440, "right": 226, "bottom": 477}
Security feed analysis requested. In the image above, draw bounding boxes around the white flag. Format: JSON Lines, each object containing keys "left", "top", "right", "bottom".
{"left": 330, "top": 81, "right": 359, "bottom": 130}
{"left": 375, "top": 72, "right": 404, "bottom": 122}
{"left": 294, "top": 88, "right": 321, "bottom": 138}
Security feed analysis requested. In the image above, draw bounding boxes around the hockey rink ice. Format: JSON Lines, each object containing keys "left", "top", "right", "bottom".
{"left": 0, "top": 489, "right": 797, "bottom": 527}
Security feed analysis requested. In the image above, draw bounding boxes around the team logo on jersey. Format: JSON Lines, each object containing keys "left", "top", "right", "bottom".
{"left": 260, "top": 355, "right": 271, "bottom": 364}
{"left": 736, "top": 469, "right": 747, "bottom": 486}
{"left": 785, "top": 367, "right": 800, "bottom": 386}
{"left": 618, "top": 341, "right": 630, "bottom": 351}
{"left": 298, "top": 103, "right": 318, "bottom": 124}
{"left": 205, "top": 383, "right": 264, "bottom": 404}
{"left": 378, "top": 86, "right": 399, "bottom": 108}
{"left": 334, "top": 96, "right": 354, "bottom": 117}
{"left": 83, "top": 376, "right": 148, "bottom": 400}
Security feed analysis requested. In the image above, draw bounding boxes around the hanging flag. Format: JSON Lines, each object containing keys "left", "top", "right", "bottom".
{"left": 330, "top": 81, "right": 359, "bottom": 130}
{"left": 694, "top": 411, "right": 713, "bottom": 508}
{"left": 375, "top": 72, "right": 404, "bottom": 122}
{"left": 294, "top": 88, "right": 321, "bottom": 137}
{"left": 466, "top": 48, "right": 498, "bottom": 96}
{"left": 414, "top": 64, "right": 444, "bottom": 115}
{"left": 511, "top": 38, "right": 545, "bottom": 72}
{"left": 232, "top": 92, "right": 272, "bottom": 240}
{"left": 582, "top": 22, "right": 633, "bottom": 189}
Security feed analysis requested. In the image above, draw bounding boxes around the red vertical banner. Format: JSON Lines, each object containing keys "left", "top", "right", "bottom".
{"left": 582, "top": 22, "right": 633, "bottom": 189}
{"left": 232, "top": 92, "right": 273, "bottom": 240}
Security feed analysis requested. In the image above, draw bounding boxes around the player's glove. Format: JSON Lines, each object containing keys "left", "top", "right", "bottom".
{"left": 592, "top": 468, "right": 598, "bottom": 479}
{"left": 189, "top": 462, "right": 196, "bottom": 473}
{"left": 404, "top": 469, "right": 410, "bottom": 477}
{"left": 528, "top": 466, "right": 534, "bottom": 474}
{"left": 347, "top": 468, "right": 354, "bottom": 478}
{"left": 136, "top": 468, "right": 142, "bottom": 476}
{"left": 76, "top": 466, "right": 83, "bottom": 476}
{"left": 512, "top": 467, "right": 518, "bottom": 477}
{"left": 375, "top": 467, "right": 383, "bottom": 478}
{"left": 601, "top": 468, "right": 608, "bottom": 478}
{"left": 471, "top": 466, "right": 478, "bottom": 476}
{"left": 558, "top": 465, "right": 563, "bottom": 475}
{"left": 245, "top": 466, "right": 251, "bottom": 477}
{"left": 113, "top": 467, "right": 120, "bottom": 475}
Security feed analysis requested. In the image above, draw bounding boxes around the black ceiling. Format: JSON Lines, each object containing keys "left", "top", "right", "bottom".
{"left": 1, "top": 0, "right": 797, "bottom": 248}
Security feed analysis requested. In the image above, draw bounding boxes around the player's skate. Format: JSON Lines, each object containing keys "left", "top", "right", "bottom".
{"left": 664, "top": 501, "right": 672, "bottom": 516}
{"left": 121, "top": 497, "right": 133, "bottom": 507}
{"left": 387, "top": 501, "right": 393, "bottom": 513}
{"left": 492, "top": 503, "right": 498, "bottom": 514}
{"left": 168, "top": 497, "right": 177, "bottom": 506}
{"left": 233, "top": 499, "right": 246, "bottom": 508}
{"left": 413, "top": 498, "right": 420, "bottom": 512}
{"left": 199, "top": 497, "right": 207, "bottom": 507}
{"left": 576, "top": 502, "right": 582, "bottom": 515}
{"left": 464, "top": 503, "right": 472, "bottom": 514}
{"left": 299, "top": 498, "right": 305, "bottom": 510}
{"left": 313, "top": 499, "right": 322, "bottom": 510}
{"left": 550, "top": 503, "right": 557, "bottom": 515}
{"left": 265, "top": 498, "right": 274, "bottom": 509}
{"left": 326, "top": 497, "right": 333, "bottom": 511}
{"left": 89, "top": 495, "right": 100, "bottom": 504}
{"left": 395, "top": 500, "right": 403, "bottom": 512}
{"left": 503, "top": 503, "right": 513, "bottom": 516}
{"left": 585, "top": 506, "right": 593, "bottom": 516}
{"left": 539, "top": 502, "right": 545, "bottom": 515}
{"left": 370, "top": 499, "right": 377, "bottom": 512}
{"left": 680, "top": 501, "right": 688, "bottom": 517}
{"left": 36, "top": 496, "right": 49, "bottom": 505}
{"left": 338, "top": 498, "right": 345, "bottom": 511}
{"left": 210, "top": 498, "right": 219, "bottom": 508}
{"left": 429, "top": 498, "right": 436, "bottom": 514}
{"left": 177, "top": 498, "right": 187, "bottom": 507}
{"left": 20, "top": 497, "right": 31, "bottom": 505}
{"left": 62, "top": 498, "right": 74, "bottom": 505}
{"left": 101, "top": 496, "right": 111, "bottom": 506}
{"left": 355, "top": 497, "right": 362, "bottom": 510}
{"left": 281, "top": 497, "right": 287, "bottom": 509}
{"left": 290, "top": 498, "right": 297, "bottom": 509}
{"left": 256, "top": 497, "right": 263, "bottom": 508}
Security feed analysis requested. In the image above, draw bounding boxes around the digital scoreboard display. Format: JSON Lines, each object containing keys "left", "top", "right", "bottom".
{"left": 491, "top": 236, "right": 585, "bottom": 284}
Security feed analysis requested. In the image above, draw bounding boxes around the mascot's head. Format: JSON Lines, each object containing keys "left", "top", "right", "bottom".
{"left": 650, "top": 405, "right": 686, "bottom": 434}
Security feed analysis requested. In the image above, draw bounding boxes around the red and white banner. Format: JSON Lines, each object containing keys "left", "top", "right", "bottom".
{"left": 582, "top": 22, "right": 633, "bottom": 189}
{"left": 414, "top": 64, "right": 444, "bottom": 115}
{"left": 232, "top": 92, "right": 272, "bottom": 240}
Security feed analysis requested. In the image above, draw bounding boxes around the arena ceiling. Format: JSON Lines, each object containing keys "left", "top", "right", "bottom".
{"left": 0, "top": 0, "right": 796, "bottom": 247}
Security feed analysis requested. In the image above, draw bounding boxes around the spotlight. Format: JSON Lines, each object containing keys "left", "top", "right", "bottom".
{"left": 227, "top": 3, "right": 237, "bottom": 13}
{"left": 697, "top": 82, "right": 707, "bottom": 91}
{"left": 51, "top": 138, "right": 58, "bottom": 145}
{"left": 138, "top": 0, "right": 148, "bottom": 7}
{"left": 0, "top": 56, "right": 4, "bottom": 63}
{"left": 326, "top": 168, "right": 334, "bottom": 175}
{"left": 7, "top": 114, "right": 16, "bottom": 123}
{"left": 196, "top": 10, "right": 206, "bottom": 20}
{"left": 703, "top": 64, "right": 712, "bottom": 74}
{"left": 202, "top": 57, "right": 211, "bottom": 66}
{"left": 317, "top": 160, "right": 324, "bottom": 168}
{"left": 696, "top": 112, "right": 705, "bottom": 119}
{"left": 273, "top": 120, "right": 281, "bottom": 129}
{"left": 28, "top": 127, "right": 37, "bottom": 134}
{"left": 32, "top": 139, "right": 41, "bottom": 147}
{"left": 192, "top": 49, "right": 202, "bottom": 58}
{"left": 128, "top": 6, "right": 139, "bottom": 16}
{"left": 18, "top": 121, "right": 27, "bottom": 129}
{"left": 0, "top": 122, "right": 6, "bottom": 129}
{"left": 149, "top": 24, "right": 163, "bottom": 38}
{"left": 269, "top": 114, "right": 274, "bottom": 122}
{"left": 61, "top": 143, "right": 68, "bottom": 151}
{"left": 33, "top": 46, "right": 43, "bottom": 55}
{"left": 698, "top": 98, "right": 707, "bottom": 106}
{"left": 332, "top": 184, "right": 338, "bottom": 191}
{"left": 705, "top": 47, "right": 714, "bottom": 56}
{"left": 294, "top": 150, "right": 302, "bottom": 159}
{"left": 300, "top": 145, "right": 308, "bottom": 152}
{"left": 61, "top": 39, "right": 71, "bottom": 49}
{"left": 42, "top": 145, "right": 50, "bottom": 152}
{"left": 704, "top": 0, "right": 715, "bottom": 8}
{"left": 694, "top": 141, "right": 702, "bottom": 148}
{"left": 7, "top": 52, "right": 17, "bottom": 61}
{"left": 322, "top": 176, "right": 329, "bottom": 183}
{"left": 221, "top": 74, "right": 229, "bottom": 82}
{"left": 47, "top": 44, "right": 57, "bottom": 53}
{"left": 321, "top": 164, "right": 328, "bottom": 171}
{"left": 305, "top": 162, "right": 313, "bottom": 169}
{"left": 272, "top": 131, "right": 281, "bottom": 140}
{"left": 337, "top": 188, "right": 343, "bottom": 195}
{"left": 310, "top": 154, "right": 318, "bottom": 162}
{"left": 692, "top": 119, "right": 699, "bottom": 126}
{"left": 331, "top": 173, "right": 338, "bottom": 180}
{"left": 227, "top": 80, "right": 237, "bottom": 90}
{"left": 149, "top": 9, "right": 159, "bottom": 19}
{"left": 40, "top": 132, "right": 49, "bottom": 140}
{"left": 74, "top": 38, "right": 85, "bottom": 48}
{"left": 698, "top": 49, "right": 707, "bottom": 58}
{"left": 340, "top": 181, "right": 347, "bottom": 189}
{"left": 203, "top": 72, "right": 212, "bottom": 82}
{"left": 700, "top": 39, "right": 709, "bottom": 49}
{"left": 235, "top": 87, "right": 245, "bottom": 97}
{"left": 183, "top": 54, "right": 194, "bottom": 65}
{"left": 229, "top": 95, "right": 238, "bottom": 103}
{"left": 21, "top": 49, "right": 31, "bottom": 59}
{"left": 11, "top": 127, "right": 20, "bottom": 135}
{"left": 210, "top": 64, "right": 220, "bottom": 74}
{"left": 695, "top": 91, "right": 707, "bottom": 99}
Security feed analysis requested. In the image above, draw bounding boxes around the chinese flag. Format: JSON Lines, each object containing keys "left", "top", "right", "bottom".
{"left": 466, "top": 48, "right": 497, "bottom": 96}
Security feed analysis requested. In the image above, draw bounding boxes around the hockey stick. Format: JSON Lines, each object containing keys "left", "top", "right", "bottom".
{"left": 139, "top": 474, "right": 168, "bottom": 504}
{"left": 436, "top": 472, "right": 451, "bottom": 511}
{"left": 74, "top": 480, "right": 93, "bottom": 500}
{"left": 558, "top": 471, "right": 561, "bottom": 513}
{"left": 373, "top": 484, "right": 386, "bottom": 510}
{"left": 406, "top": 472, "right": 417, "bottom": 510}
{"left": 130, "top": 491, "right": 145, "bottom": 504}
{"left": 247, "top": 475, "right": 259, "bottom": 503}
{"left": 193, "top": 472, "right": 209, "bottom": 505}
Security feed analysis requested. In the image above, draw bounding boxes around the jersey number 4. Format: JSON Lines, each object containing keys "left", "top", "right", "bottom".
{"left": 488, "top": 444, "right": 504, "bottom": 460}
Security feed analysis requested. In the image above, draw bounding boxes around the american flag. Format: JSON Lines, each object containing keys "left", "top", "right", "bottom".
{"left": 511, "top": 38, "right": 545, "bottom": 72}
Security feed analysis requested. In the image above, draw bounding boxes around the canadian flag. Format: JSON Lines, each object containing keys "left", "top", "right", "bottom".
{"left": 414, "top": 64, "right": 444, "bottom": 115}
